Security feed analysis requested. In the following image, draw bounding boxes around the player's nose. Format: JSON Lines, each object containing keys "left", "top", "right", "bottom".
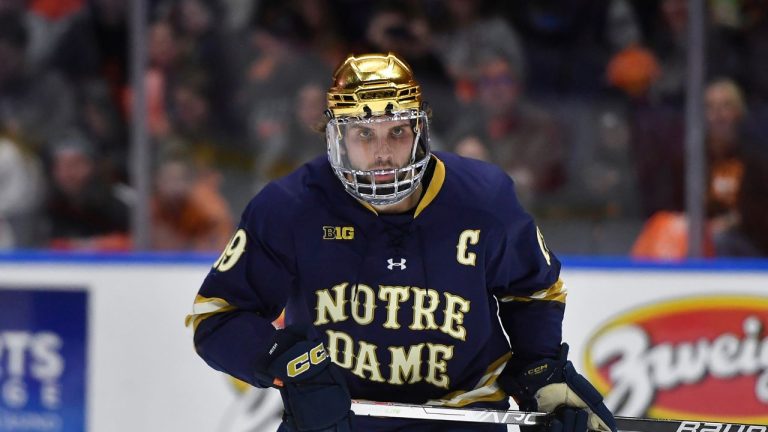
{"left": 373, "top": 139, "right": 394, "bottom": 159}
{"left": 373, "top": 154, "right": 394, "bottom": 167}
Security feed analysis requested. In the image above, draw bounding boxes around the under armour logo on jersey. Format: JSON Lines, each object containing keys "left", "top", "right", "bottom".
{"left": 387, "top": 258, "right": 407, "bottom": 270}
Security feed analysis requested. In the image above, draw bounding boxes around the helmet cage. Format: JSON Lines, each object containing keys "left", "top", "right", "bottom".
{"left": 326, "top": 109, "right": 431, "bottom": 206}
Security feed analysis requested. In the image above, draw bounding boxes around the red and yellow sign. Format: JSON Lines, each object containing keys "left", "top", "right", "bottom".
{"left": 584, "top": 296, "right": 768, "bottom": 424}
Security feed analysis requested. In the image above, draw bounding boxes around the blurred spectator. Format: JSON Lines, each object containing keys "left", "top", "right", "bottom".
{"left": 586, "top": 109, "right": 639, "bottom": 215}
{"left": 454, "top": 135, "right": 490, "bottom": 162}
{"left": 448, "top": 53, "right": 565, "bottom": 207}
{"left": 705, "top": 79, "right": 748, "bottom": 225}
{"left": 44, "top": 132, "right": 131, "bottom": 251}
{"left": 160, "top": 70, "right": 253, "bottom": 212}
{"left": 608, "top": 0, "right": 746, "bottom": 218}
{"left": 50, "top": 0, "right": 128, "bottom": 107}
{"left": 630, "top": 210, "right": 714, "bottom": 259}
{"left": 49, "top": 0, "right": 129, "bottom": 184}
{"left": 271, "top": 0, "right": 346, "bottom": 68}
{"left": 78, "top": 79, "right": 128, "bottom": 183}
{"left": 0, "top": 0, "right": 83, "bottom": 71}
{"left": 165, "top": 72, "right": 232, "bottom": 159}
{"left": 557, "top": 104, "right": 640, "bottom": 219}
{"left": 429, "top": 0, "right": 526, "bottom": 104}
{"left": 257, "top": 81, "right": 326, "bottom": 182}
{"left": 0, "top": 0, "right": 763, "bottom": 258}
{"left": 630, "top": 78, "right": 754, "bottom": 259}
{"left": 716, "top": 151, "right": 768, "bottom": 257}
{"left": 239, "top": 2, "right": 330, "bottom": 166}
{"left": 219, "top": 0, "right": 260, "bottom": 33}
{"left": 363, "top": 2, "right": 457, "bottom": 132}
{"left": 502, "top": 0, "right": 641, "bottom": 98}
{"left": 0, "top": 134, "right": 45, "bottom": 248}
{"left": 364, "top": 3, "right": 441, "bottom": 75}
{"left": 637, "top": 0, "right": 745, "bottom": 106}
{"left": 0, "top": 12, "right": 76, "bottom": 151}
{"left": 150, "top": 156, "right": 233, "bottom": 251}
{"left": 644, "top": 0, "right": 689, "bottom": 105}
{"left": 143, "top": 19, "right": 179, "bottom": 139}
{"left": 166, "top": 0, "right": 241, "bottom": 130}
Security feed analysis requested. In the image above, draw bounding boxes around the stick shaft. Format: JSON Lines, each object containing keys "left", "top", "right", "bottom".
{"left": 351, "top": 400, "right": 547, "bottom": 426}
{"left": 350, "top": 400, "right": 768, "bottom": 432}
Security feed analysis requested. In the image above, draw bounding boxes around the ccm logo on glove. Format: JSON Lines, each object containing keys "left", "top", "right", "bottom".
{"left": 287, "top": 342, "right": 327, "bottom": 377}
{"left": 524, "top": 364, "right": 549, "bottom": 376}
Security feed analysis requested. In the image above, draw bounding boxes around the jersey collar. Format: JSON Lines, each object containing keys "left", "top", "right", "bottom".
{"left": 414, "top": 155, "right": 445, "bottom": 218}
{"left": 358, "top": 154, "right": 446, "bottom": 219}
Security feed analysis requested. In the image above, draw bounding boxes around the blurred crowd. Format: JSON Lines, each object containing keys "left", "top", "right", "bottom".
{"left": 1, "top": 0, "right": 767, "bottom": 257}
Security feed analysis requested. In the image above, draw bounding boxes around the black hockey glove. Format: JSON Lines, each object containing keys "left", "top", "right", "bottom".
{"left": 498, "top": 343, "right": 616, "bottom": 432}
{"left": 255, "top": 325, "right": 353, "bottom": 432}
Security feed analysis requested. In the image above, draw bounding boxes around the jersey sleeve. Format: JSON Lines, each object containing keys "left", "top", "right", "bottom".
{"left": 486, "top": 175, "right": 565, "bottom": 365}
{"left": 184, "top": 183, "right": 298, "bottom": 386}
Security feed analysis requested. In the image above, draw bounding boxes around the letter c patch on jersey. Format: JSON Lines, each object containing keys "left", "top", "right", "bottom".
{"left": 456, "top": 229, "right": 480, "bottom": 266}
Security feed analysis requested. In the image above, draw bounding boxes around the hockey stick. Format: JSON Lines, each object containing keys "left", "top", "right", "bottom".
{"left": 351, "top": 400, "right": 768, "bottom": 432}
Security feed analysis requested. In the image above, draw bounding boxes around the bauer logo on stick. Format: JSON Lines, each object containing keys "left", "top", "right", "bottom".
{"left": 676, "top": 421, "right": 767, "bottom": 432}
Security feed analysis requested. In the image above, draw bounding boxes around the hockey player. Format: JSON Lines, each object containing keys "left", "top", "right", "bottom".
{"left": 186, "top": 53, "right": 616, "bottom": 432}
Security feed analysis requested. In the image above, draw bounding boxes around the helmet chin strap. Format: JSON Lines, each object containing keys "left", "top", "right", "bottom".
{"left": 410, "top": 127, "right": 422, "bottom": 162}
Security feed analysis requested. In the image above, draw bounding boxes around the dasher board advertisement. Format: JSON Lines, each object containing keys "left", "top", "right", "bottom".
{"left": 0, "top": 288, "right": 88, "bottom": 432}
{"left": 563, "top": 267, "right": 768, "bottom": 426}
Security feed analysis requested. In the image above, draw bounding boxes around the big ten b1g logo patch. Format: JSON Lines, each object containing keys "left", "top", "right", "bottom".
{"left": 0, "top": 288, "right": 88, "bottom": 432}
{"left": 323, "top": 226, "right": 354, "bottom": 240}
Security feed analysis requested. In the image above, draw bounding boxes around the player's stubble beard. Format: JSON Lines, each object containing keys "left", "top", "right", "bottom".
{"left": 355, "top": 166, "right": 422, "bottom": 213}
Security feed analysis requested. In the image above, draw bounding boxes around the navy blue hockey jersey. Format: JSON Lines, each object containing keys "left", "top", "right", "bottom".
{"left": 186, "top": 151, "right": 565, "bottom": 412}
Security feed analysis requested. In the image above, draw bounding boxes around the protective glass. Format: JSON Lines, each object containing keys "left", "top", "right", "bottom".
{"left": 326, "top": 110, "right": 431, "bottom": 206}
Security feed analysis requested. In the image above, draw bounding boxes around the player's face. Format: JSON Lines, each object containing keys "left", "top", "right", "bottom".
{"left": 326, "top": 110, "right": 430, "bottom": 207}
{"left": 343, "top": 119, "right": 415, "bottom": 182}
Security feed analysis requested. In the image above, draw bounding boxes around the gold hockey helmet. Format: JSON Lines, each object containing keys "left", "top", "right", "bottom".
{"left": 325, "top": 53, "right": 431, "bottom": 207}
{"left": 327, "top": 53, "right": 422, "bottom": 117}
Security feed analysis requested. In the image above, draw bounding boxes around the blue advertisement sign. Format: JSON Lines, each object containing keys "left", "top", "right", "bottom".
{"left": 0, "top": 289, "right": 88, "bottom": 432}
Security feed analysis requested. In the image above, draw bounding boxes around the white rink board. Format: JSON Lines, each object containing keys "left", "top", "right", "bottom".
{"left": 560, "top": 267, "right": 768, "bottom": 371}
{"left": 0, "top": 260, "right": 238, "bottom": 432}
{"left": 1, "top": 256, "right": 767, "bottom": 431}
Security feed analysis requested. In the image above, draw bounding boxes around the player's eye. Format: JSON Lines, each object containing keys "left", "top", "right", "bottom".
{"left": 358, "top": 128, "right": 373, "bottom": 139}
{"left": 390, "top": 126, "right": 404, "bottom": 137}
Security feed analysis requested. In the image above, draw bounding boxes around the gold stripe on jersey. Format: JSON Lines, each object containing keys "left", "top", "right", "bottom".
{"left": 184, "top": 295, "right": 236, "bottom": 330}
{"left": 426, "top": 351, "right": 511, "bottom": 407}
{"left": 414, "top": 156, "right": 446, "bottom": 218}
{"left": 498, "top": 279, "right": 566, "bottom": 304}
{"left": 356, "top": 155, "right": 446, "bottom": 217}
{"left": 359, "top": 200, "right": 378, "bottom": 215}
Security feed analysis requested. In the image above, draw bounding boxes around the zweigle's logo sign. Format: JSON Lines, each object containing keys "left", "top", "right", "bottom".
{"left": 584, "top": 296, "right": 768, "bottom": 424}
